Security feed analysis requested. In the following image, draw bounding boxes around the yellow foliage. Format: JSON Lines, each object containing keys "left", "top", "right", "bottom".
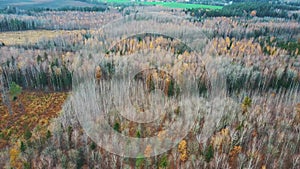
{"left": 138, "top": 41, "right": 144, "bottom": 49}
{"left": 230, "top": 146, "right": 242, "bottom": 155}
{"left": 152, "top": 71, "right": 159, "bottom": 80}
{"left": 180, "top": 153, "right": 188, "bottom": 162}
{"left": 149, "top": 41, "right": 153, "bottom": 49}
{"left": 225, "top": 37, "right": 231, "bottom": 48}
{"left": 54, "top": 67, "right": 62, "bottom": 75}
{"left": 178, "top": 140, "right": 187, "bottom": 152}
{"left": 10, "top": 148, "right": 22, "bottom": 168}
{"left": 231, "top": 43, "right": 235, "bottom": 49}
{"left": 156, "top": 45, "right": 161, "bottom": 52}
{"left": 221, "top": 128, "right": 229, "bottom": 136}
{"left": 266, "top": 45, "right": 271, "bottom": 52}
{"left": 250, "top": 10, "right": 257, "bottom": 17}
{"left": 182, "top": 51, "right": 190, "bottom": 57}
{"left": 39, "top": 119, "right": 49, "bottom": 127}
{"left": 17, "top": 62, "right": 24, "bottom": 69}
{"left": 157, "top": 130, "right": 166, "bottom": 141}
{"left": 178, "top": 140, "right": 188, "bottom": 162}
{"left": 229, "top": 145, "right": 242, "bottom": 168}
{"left": 183, "top": 63, "right": 189, "bottom": 69}
{"left": 211, "top": 128, "right": 231, "bottom": 149}
{"left": 95, "top": 66, "right": 102, "bottom": 80}
{"left": 212, "top": 40, "right": 218, "bottom": 48}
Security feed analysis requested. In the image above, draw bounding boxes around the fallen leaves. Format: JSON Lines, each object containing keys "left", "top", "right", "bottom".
{"left": 0, "top": 91, "right": 68, "bottom": 149}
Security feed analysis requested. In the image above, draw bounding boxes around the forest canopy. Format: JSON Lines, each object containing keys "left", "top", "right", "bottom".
{"left": 186, "top": 1, "right": 300, "bottom": 19}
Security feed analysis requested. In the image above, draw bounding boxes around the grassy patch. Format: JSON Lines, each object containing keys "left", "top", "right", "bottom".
{"left": 99, "top": 0, "right": 222, "bottom": 9}
{"left": 141, "top": 2, "right": 222, "bottom": 9}
{"left": 0, "top": 30, "right": 82, "bottom": 46}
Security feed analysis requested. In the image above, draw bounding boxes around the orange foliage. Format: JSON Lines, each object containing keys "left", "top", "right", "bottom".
{"left": 178, "top": 140, "right": 188, "bottom": 162}
{"left": 0, "top": 91, "right": 68, "bottom": 148}
{"left": 229, "top": 146, "right": 242, "bottom": 168}
{"left": 211, "top": 128, "right": 231, "bottom": 150}
{"left": 144, "top": 145, "right": 152, "bottom": 158}
{"left": 250, "top": 10, "right": 257, "bottom": 17}
{"left": 95, "top": 66, "right": 102, "bottom": 80}
{"left": 9, "top": 147, "right": 22, "bottom": 168}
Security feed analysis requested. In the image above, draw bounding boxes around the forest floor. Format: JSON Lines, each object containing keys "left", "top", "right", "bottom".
{"left": 0, "top": 91, "right": 68, "bottom": 149}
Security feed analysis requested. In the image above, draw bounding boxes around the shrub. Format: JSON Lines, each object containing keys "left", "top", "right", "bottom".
{"left": 9, "top": 82, "right": 22, "bottom": 101}
{"left": 178, "top": 140, "right": 188, "bottom": 162}
{"left": 20, "top": 141, "right": 26, "bottom": 153}
{"left": 46, "top": 130, "right": 52, "bottom": 140}
{"left": 242, "top": 96, "right": 252, "bottom": 107}
{"left": 136, "top": 130, "right": 141, "bottom": 138}
{"left": 204, "top": 145, "right": 214, "bottom": 163}
{"left": 76, "top": 148, "right": 85, "bottom": 169}
{"left": 24, "top": 129, "right": 32, "bottom": 140}
{"left": 9, "top": 148, "right": 21, "bottom": 168}
{"left": 135, "top": 154, "right": 145, "bottom": 168}
{"left": 159, "top": 154, "right": 168, "bottom": 168}
{"left": 113, "top": 122, "right": 120, "bottom": 132}
{"left": 90, "top": 141, "right": 97, "bottom": 151}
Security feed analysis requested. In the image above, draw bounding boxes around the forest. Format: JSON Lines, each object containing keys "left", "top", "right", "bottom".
{"left": 185, "top": 1, "right": 300, "bottom": 19}
{"left": 0, "top": 0, "right": 299, "bottom": 168}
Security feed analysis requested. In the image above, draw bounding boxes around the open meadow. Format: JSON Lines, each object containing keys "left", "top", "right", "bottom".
{"left": 98, "top": 0, "right": 222, "bottom": 9}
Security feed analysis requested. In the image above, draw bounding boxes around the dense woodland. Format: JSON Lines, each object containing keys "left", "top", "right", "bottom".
{"left": 186, "top": 1, "right": 300, "bottom": 19}
{"left": 0, "top": 1, "right": 299, "bottom": 169}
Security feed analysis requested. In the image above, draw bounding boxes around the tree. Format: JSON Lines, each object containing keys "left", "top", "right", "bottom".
{"left": 204, "top": 145, "right": 214, "bottom": 163}
{"left": 159, "top": 154, "right": 168, "bottom": 168}
{"left": 9, "top": 82, "right": 22, "bottom": 101}
{"left": 113, "top": 122, "right": 120, "bottom": 132}
{"left": 20, "top": 141, "right": 26, "bottom": 153}
{"left": 250, "top": 10, "right": 257, "bottom": 17}
{"left": 24, "top": 129, "right": 32, "bottom": 140}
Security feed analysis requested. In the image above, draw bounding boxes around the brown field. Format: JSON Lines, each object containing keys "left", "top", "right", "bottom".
{"left": 0, "top": 91, "right": 68, "bottom": 149}
{"left": 0, "top": 30, "right": 82, "bottom": 46}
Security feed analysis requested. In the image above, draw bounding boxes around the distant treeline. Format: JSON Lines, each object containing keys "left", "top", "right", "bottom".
{"left": 30, "top": 6, "right": 108, "bottom": 13}
{"left": 286, "top": 2, "right": 300, "bottom": 7}
{"left": 0, "top": 5, "right": 108, "bottom": 31}
{"left": 0, "top": 18, "right": 36, "bottom": 31}
{"left": 186, "top": 2, "right": 300, "bottom": 19}
{"left": 0, "top": 6, "right": 108, "bottom": 15}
